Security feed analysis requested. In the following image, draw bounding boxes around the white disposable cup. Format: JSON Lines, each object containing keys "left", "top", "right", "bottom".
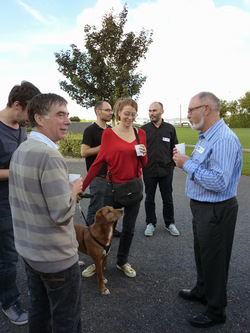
{"left": 175, "top": 143, "right": 186, "bottom": 154}
{"left": 135, "top": 144, "right": 143, "bottom": 156}
{"left": 68, "top": 173, "right": 81, "bottom": 182}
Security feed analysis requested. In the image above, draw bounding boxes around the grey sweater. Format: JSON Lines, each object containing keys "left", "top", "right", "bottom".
{"left": 9, "top": 139, "right": 78, "bottom": 273}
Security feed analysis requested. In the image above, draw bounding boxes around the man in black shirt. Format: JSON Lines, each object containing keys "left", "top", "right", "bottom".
{"left": 141, "top": 102, "right": 180, "bottom": 237}
{"left": 81, "top": 101, "right": 120, "bottom": 277}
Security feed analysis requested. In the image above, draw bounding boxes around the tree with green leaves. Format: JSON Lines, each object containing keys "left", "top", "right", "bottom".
{"left": 238, "top": 91, "right": 250, "bottom": 114}
{"left": 55, "top": 5, "right": 153, "bottom": 109}
{"left": 237, "top": 91, "right": 250, "bottom": 127}
{"left": 220, "top": 94, "right": 250, "bottom": 128}
{"left": 220, "top": 99, "right": 238, "bottom": 117}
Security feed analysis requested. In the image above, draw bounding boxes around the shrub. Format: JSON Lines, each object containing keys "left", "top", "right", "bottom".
{"left": 58, "top": 133, "right": 82, "bottom": 158}
{"left": 69, "top": 116, "right": 81, "bottom": 122}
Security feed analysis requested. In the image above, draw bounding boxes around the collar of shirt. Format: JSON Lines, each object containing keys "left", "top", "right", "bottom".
{"left": 29, "top": 131, "right": 59, "bottom": 150}
{"left": 198, "top": 118, "right": 224, "bottom": 141}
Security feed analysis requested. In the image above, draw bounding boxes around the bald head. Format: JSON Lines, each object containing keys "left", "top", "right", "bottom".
{"left": 149, "top": 102, "right": 164, "bottom": 126}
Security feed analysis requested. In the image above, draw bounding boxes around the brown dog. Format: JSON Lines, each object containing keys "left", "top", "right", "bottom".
{"left": 74, "top": 206, "right": 123, "bottom": 295}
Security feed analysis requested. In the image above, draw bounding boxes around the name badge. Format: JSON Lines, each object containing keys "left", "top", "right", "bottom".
{"left": 162, "top": 137, "right": 170, "bottom": 142}
{"left": 196, "top": 145, "right": 204, "bottom": 154}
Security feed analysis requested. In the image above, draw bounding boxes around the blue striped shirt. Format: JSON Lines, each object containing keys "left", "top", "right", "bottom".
{"left": 183, "top": 119, "right": 242, "bottom": 202}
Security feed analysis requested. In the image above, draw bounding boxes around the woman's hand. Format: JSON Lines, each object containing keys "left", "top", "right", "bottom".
{"left": 139, "top": 144, "right": 147, "bottom": 156}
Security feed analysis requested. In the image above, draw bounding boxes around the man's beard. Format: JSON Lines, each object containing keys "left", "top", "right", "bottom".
{"left": 190, "top": 115, "right": 204, "bottom": 131}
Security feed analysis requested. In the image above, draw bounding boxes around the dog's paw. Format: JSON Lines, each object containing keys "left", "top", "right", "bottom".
{"left": 103, "top": 278, "right": 108, "bottom": 284}
{"left": 102, "top": 288, "right": 110, "bottom": 295}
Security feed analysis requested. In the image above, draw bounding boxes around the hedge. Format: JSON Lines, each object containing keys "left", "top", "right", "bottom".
{"left": 58, "top": 133, "right": 82, "bottom": 158}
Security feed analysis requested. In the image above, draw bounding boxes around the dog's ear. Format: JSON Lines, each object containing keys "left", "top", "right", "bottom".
{"left": 96, "top": 206, "right": 109, "bottom": 220}
{"left": 95, "top": 208, "right": 104, "bottom": 218}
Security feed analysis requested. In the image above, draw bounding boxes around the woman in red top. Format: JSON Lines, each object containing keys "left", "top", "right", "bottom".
{"left": 82, "top": 98, "right": 147, "bottom": 278}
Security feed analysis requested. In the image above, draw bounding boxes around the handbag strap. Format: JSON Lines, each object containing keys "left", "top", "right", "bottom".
{"left": 133, "top": 126, "right": 140, "bottom": 145}
{"left": 133, "top": 127, "right": 140, "bottom": 178}
{"left": 108, "top": 127, "right": 140, "bottom": 185}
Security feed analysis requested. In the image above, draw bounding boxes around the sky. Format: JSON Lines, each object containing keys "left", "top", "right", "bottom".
{"left": 1, "top": 0, "right": 250, "bottom": 121}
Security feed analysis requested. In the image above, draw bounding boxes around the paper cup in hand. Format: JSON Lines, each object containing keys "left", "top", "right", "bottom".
{"left": 135, "top": 144, "right": 143, "bottom": 156}
{"left": 175, "top": 143, "right": 185, "bottom": 154}
{"left": 68, "top": 174, "right": 81, "bottom": 182}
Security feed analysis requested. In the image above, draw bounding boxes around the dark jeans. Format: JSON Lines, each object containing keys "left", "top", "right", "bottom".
{"left": 86, "top": 176, "right": 107, "bottom": 225}
{"left": 104, "top": 181, "right": 141, "bottom": 266}
{"left": 143, "top": 171, "right": 175, "bottom": 227}
{"left": 0, "top": 216, "right": 20, "bottom": 310}
{"left": 25, "top": 261, "right": 82, "bottom": 333}
{"left": 190, "top": 197, "right": 238, "bottom": 320}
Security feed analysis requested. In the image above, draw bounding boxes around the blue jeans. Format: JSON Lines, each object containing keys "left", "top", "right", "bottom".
{"left": 143, "top": 171, "right": 175, "bottom": 227}
{"left": 104, "top": 182, "right": 141, "bottom": 266}
{"left": 86, "top": 176, "right": 107, "bottom": 225}
{"left": 25, "top": 261, "right": 82, "bottom": 333}
{"left": 0, "top": 216, "right": 20, "bottom": 310}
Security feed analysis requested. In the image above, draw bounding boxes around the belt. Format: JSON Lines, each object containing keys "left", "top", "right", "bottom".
{"left": 190, "top": 197, "right": 236, "bottom": 205}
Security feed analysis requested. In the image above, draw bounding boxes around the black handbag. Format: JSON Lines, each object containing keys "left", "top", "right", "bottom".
{"left": 108, "top": 127, "right": 143, "bottom": 207}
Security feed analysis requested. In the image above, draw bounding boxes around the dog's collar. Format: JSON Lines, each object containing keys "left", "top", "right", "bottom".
{"left": 87, "top": 228, "right": 111, "bottom": 254}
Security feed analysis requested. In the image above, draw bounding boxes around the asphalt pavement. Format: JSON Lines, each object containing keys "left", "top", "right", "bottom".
{"left": 1, "top": 159, "right": 249, "bottom": 333}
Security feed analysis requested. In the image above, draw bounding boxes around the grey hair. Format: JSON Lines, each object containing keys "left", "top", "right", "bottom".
{"left": 197, "top": 92, "right": 220, "bottom": 112}
{"left": 28, "top": 93, "right": 67, "bottom": 128}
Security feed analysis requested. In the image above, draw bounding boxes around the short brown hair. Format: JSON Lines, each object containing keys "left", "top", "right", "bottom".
{"left": 7, "top": 81, "right": 40, "bottom": 109}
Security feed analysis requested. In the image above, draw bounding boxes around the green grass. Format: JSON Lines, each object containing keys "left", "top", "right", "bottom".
{"left": 175, "top": 127, "right": 250, "bottom": 176}
{"left": 230, "top": 128, "right": 249, "bottom": 149}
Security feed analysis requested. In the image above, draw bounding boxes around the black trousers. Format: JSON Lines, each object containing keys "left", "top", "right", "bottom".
{"left": 190, "top": 197, "right": 238, "bottom": 319}
{"left": 104, "top": 182, "right": 141, "bottom": 266}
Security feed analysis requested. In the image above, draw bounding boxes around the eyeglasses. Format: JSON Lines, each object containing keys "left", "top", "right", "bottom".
{"left": 100, "top": 108, "right": 113, "bottom": 112}
{"left": 187, "top": 104, "right": 206, "bottom": 114}
{"left": 122, "top": 111, "right": 137, "bottom": 118}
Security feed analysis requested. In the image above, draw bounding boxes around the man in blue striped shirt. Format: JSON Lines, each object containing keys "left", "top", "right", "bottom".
{"left": 173, "top": 92, "right": 242, "bottom": 328}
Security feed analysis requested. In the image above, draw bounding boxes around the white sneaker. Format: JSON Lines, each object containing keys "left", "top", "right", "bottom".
{"left": 144, "top": 223, "right": 155, "bottom": 236}
{"left": 78, "top": 260, "right": 85, "bottom": 267}
{"left": 117, "top": 263, "right": 136, "bottom": 278}
{"left": 2, "top": 301, "right": 28, "bottom": 325}
{"left": 166, "top": 224, "right": 180, "bottom": 236}
{"left": 82, "top": 263, "right": 96, "bottom": 277}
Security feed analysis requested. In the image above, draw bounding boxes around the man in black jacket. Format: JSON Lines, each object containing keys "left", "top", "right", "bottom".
{"left": 141, "top": 102, "right": 180, "bottom": 237}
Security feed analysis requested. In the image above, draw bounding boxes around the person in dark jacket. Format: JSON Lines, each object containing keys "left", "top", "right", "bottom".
{"left": 141, "top": 102, "right": 180, "bottom": 237}
{"left": 0, "top": 81, "right": 40, "bottom": 326}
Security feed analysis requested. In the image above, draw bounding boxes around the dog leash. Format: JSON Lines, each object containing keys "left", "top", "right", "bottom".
{"left": 77, "top": 202, "right": 90, "bottom": 227}
{"left": 77, "top": 202, "right": 111, "bottom": 254}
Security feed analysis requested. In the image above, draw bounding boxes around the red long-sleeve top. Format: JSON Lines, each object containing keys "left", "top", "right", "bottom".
{"left": 82, "top": 128, "right": 147, "bottom": 192}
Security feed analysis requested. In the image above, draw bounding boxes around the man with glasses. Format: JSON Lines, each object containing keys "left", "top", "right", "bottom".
{"left": 141, "top": 101, "right": 180, "bottom": 237}
{"left": 81, "top": 101, "right": 120, "bottom": 278}
{"left": 173, "top": 92, "right": 242, "bottom": 328}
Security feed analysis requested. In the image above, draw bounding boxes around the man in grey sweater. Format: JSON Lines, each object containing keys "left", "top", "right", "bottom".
{"left": 9, "top": 93, "right": 83, "bottom": 333}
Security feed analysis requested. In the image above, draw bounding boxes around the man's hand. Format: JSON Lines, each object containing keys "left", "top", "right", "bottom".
{"left": 70, "top": 177, "right": 83, "bottom": 202}
{"left": 173, "top": 147, "right": 190, "bottom": 169}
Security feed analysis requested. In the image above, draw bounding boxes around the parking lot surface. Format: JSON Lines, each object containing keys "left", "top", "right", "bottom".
{"left": 1, "top": 160, "right": 249, "bottom": 333}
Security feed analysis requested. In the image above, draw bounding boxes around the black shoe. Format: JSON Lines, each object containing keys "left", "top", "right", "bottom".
{"left": 179, "top": 289, "right": 207, "bottom": 305}
{"left": 190, "top": 312, "right": 226, "bottom": 328}
{"left": 113, "top": 229, "right": 121, "bottom": 237}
